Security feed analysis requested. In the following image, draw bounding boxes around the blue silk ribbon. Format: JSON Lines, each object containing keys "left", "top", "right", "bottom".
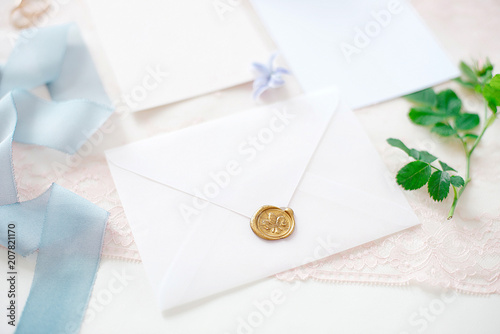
{"left": 0, "top": 23, "right": 113, "bottom": 333}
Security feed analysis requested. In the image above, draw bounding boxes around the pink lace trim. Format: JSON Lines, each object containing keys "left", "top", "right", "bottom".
{"left": 11, "top": 118, "right": 500, "bottom": 293}
{"left": 276, "top": 209, "right": 500, "bottom": 294}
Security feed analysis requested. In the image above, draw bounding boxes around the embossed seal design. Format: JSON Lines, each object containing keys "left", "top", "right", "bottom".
{"left": 250, "top": 206, "right": 295, "bottom": 240}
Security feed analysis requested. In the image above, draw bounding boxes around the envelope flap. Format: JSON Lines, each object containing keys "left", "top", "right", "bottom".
{"left": 106, "top": 88, "right": 339, "bottom": 218}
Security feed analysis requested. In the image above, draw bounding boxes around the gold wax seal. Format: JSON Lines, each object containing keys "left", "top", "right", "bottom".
{"left": 251, "top": 206, "right": 295, "bottom": 240}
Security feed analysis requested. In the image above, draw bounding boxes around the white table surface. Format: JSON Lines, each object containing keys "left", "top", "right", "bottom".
{"left": 1, "top": 0, "right": 500, "bottom": 333}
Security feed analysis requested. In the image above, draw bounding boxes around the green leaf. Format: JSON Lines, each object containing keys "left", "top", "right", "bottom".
{"left": 417, "top": 151, "right": 438, "bottom": 164}
{"left": 409, "top": 149, "right": 420, "bottom": 160}
{"left": 483, "top": 84, "right": 500, "bottom": 102}
{"left": 387, "top": 139, "right": 438, "bottom": 163}
{"left": 454, "top": 78, "right": 477, "bottom": 89}
{"left": 478, "top": 60, "right": 494, "bottom": 82}
{"left": 483, "top": 75, "right": 500, "bottom": 113}
{"left": 409, "top": 107, "right": 448, "bottom": 125}
{"left": 427, "top": 170, "right": 451, "bottom": 201}
{"left": 488, "top": 99, "right": 498, "bottom": 114}
{"left": 489, "top": 74, "right": 500, "bottom": 90}
{"left": 387, "top": 138, "right": 411, "bottom": 155}
{"left": 436, "top": 89, "right": 462, "bottom": 115}
{"left": 405, "top": 88, "right": 437, "bottom": 107}
{"left": 459, "top": 61, "right": 478, "bottom": 83}
{"left": 396, "top": 161, "right": 432, "bottom": 190}
{"left": 474, "top": 84, "right": 484, "bottom": 94}
{"left": 431, "top": 122, "right": 456, "bottom": 137}
{"left": 463, "top": 133, "right": 479, "bottom": 140}
{"left": 451, "top": 175, "right": 465, "bottom": 188}
{"left": 455, "top": 113, "right": 480, "bottom": 130}
{"left": 439, "top": 160, "right": 457, "bottom": 172}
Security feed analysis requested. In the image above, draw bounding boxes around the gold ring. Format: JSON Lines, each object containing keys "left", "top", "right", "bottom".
{"left": 10, "top": 0, "right": 52, "bottom": 30}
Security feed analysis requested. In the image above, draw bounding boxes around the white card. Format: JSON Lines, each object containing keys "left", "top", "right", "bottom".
{"left": 84, "top": 0, "right": 272, "bottom": 112}
{"left": 250, "top": 0, "right": 459, "bottom": 108}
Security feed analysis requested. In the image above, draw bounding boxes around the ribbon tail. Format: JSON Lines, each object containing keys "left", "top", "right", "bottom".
{"left": 0, "top": 184, "right": 109, "bottom": 334}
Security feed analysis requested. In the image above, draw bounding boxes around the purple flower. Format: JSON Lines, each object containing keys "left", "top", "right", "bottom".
{"left": 252, "top": 52, "right": 290, "bottom": 100}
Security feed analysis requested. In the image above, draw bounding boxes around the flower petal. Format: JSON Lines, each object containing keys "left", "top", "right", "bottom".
{"left": 275, "top": 67, "right": 290, "bottom": 75}
{"left": 252, "top": 83, "right": 270, "bottom": 100}
{"left": 268, "top": 52, "right": 279, "bottom": 69}
{"left": 253, "top": 76, "right": 270, "bottom": 90}
{"left": 252, "top": 62, "right": 270, "bottom": 76}
{"left": 268, "top": 75, "right": 285, "bottom": 88}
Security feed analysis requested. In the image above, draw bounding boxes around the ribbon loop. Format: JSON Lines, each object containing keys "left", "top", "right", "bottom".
{"left": 0, "top": 23, "right": 113, "bottom": 333}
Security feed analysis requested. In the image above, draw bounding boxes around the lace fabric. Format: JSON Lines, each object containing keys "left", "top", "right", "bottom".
{"left": 11, "top": 111, "right": 500, "bottom": 294}
{"left": 276, "top": 207, "right": 500, "bottom": 294}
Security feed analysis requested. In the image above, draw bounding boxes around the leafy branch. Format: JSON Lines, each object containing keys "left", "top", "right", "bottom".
{"left": 388, "top": 59, "right": 499, "bottom": 220}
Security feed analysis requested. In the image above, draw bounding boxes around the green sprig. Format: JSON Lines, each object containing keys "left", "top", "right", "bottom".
{"left": 388, "top": 59, "right": 499, "bottom": 220}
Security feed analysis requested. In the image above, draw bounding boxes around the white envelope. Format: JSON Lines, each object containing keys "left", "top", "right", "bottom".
{"left": 106, "top": 88, "right": 419, "bottom": 310}
{"left": 84, "top": 0, "right": 272, "bottom": 112}
{"left": 250, "top": 0, "right": 459, "bottom": 108}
